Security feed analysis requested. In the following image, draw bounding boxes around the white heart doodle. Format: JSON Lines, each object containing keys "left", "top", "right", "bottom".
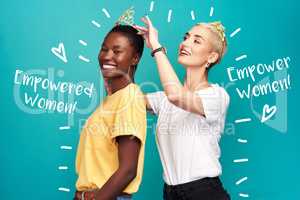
{"left": 51, "top": 42, "right": 67, "bottom": 63}
{"left": 261, "top": 104, "right": 277, "bottom": 123}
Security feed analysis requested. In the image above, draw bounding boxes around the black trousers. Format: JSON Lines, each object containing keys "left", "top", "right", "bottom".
{"left": 163, "top": 177, "right": 230, "bottom": 200}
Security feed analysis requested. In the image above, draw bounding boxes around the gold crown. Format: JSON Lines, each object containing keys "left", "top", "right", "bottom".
{"left": 116, "top": 6, "right": 135, "bottom": 26}
{"left": 210, "top": 21, "right": 226, "bottom": 42}
{"left": 197, "top": 21, "right": 226, "bottom": 42}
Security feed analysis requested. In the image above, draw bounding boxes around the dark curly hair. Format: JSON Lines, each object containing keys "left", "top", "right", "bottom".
{"left": 106, "top": 25, "right": 144, "bottom": 74}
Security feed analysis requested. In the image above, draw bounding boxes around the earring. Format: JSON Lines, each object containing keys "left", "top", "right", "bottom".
{"left": 128, "top": 65, "right": 135, "bottom": 75}
{"left": 127, "top": 66, "right": 131, "bottom": 74}
{"left": 206, "top": 62, "right": 211, "bottom": 69}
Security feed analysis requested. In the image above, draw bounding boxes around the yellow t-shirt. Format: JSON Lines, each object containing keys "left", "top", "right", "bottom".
{"left": 75, "top": 83, "right": 146, "bottom": 194}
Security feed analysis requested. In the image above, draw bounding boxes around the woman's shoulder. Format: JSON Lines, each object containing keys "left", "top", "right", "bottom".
{"left": 196, "top": 83, "right": 230, "bottom": 101}
{"left": 146, "top": 90, "right": 167, "bottom": 100}
{"left": 108, "top": 83, "right": 144, "bottom": 104}
{"left": 117, "top": 83, "right": 143, "bottom": 96}
{"left": 120, "top": 83, "right": 147, "bottom": 104}
{"left": 211, "top": 84, "right": 229, "bottom": 94}
{"left": 147, "top": 90, "right": 165, "bottom": 95}
{"left": 211, "top": 84, "right": 230, "bottom": 104}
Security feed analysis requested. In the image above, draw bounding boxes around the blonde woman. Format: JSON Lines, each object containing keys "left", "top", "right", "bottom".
{"left": 134, "top": 17, "right": 231, "bottom": 199}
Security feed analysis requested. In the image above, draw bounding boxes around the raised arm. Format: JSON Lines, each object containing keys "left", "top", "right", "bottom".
{"left": 134, "top": 17, "right": 206, "bottom": 116}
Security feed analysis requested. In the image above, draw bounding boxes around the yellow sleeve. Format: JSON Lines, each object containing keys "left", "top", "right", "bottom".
{"left": 111, "top": 86, "right": 147, "bottom": 144}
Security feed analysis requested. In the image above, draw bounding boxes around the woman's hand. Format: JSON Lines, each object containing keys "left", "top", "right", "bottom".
{"left": 133, "top": 16, "right": 161, "bottom": 50}
{"left": 73, "top": 191, "right": 96, "bottom": 200}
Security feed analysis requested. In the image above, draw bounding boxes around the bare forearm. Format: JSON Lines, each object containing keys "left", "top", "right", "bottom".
{"left": 95, "top": 136, "right": 140, "bottom": 200}
{"left": 95, "top": 168, "right": 136, "bottom": 200}
{"left": 152, "top": 46, "right": 184, "bottom": 99}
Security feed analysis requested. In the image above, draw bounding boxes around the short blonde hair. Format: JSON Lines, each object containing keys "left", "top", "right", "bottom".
{"left": 197, "top": 21, "right": 227, "bottom": 65}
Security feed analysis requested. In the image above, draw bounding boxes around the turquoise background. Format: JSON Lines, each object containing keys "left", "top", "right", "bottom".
{"left": 1, "top": 0, "right": 299, "bottom": 199}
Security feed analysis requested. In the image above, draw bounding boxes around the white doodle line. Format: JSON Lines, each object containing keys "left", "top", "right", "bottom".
{"left": 91, "top": 20, "right": 101, "bottom": 28}
{"left": 233, "top": 158, "right": 249, "bottom": 163}
{"left": 78, "top": 55, "right": 90, "bottom": 63}
{"left": 237, "top": 138, "right": 248, "bottom": 143}
{"left": 191, "top": 10, "right": 195, "bottom": 20}
{"left": 58, "top": 187, "right": 70, "bottom": 192}
{"left": 58, "top": 166, "right": 69, "bottom": 170}
{"left": 235, "top": 54, "right": 247, "bottom": 61}
{"left": 79, "top": 40, "right": 87, "bottom": 46}
{"left": 60, "top": 145, "right": 72, "bottom": 150}
{"left": 149, "top": 1, "right": 155, "bottom": 12}
{"left": 239, "top": 193, "right": 249, "bottom": 198}
{"left": 102, "top": 8, "right": 111, "bottom": 18}
{"left": 234, "top": 118, "right": 252, "bottom": 123}
{"left": 59, "top": 126, "right": 70, "bottom": 130}
{"left": 236, "top": 176, "right": 248, "bottom": 185}
{"left": 167, "top": 9, "right": 172, "bottom": 23}
{"left": 230, "top": 28, "right": 241, "bottom": 38}
{"left": 209, "top": 6, "right": 214, "bottom": 17}
{"left": 58, "top": 123, "right": 71, "bottom": 193}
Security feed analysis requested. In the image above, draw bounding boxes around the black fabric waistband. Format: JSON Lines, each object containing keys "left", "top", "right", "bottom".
{"left": 164, "top": 177, "right": 221, "bottom": 191}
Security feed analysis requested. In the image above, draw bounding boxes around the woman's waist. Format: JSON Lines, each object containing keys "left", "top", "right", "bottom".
{"left": 75, "top": 190, "right": 132, "bottom": 200}
{"left": 164, "top": 176, "right": 224, "bottom": 193}
{"left": 162, "top": 165, "right": 222, "bottom": 186}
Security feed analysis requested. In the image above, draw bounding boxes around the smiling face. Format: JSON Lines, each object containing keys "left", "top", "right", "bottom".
{"left": 98, "top": 32, "right": 139, "bottom": 79}
{"left": 178, "top": 25, "right": 220, "bottom": 69}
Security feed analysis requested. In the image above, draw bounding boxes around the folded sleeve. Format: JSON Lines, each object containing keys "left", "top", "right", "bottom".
{"left": 111, "top": 87, "right": 147, "bottom": 144}
{"left": 146, "top": 91, "right": 165, "bottom": 115}
{"left": 197, "top": 86, "right": 230, "bottom": 124}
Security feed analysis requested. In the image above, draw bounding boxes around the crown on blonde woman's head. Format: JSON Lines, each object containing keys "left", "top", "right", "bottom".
{"left": 197, "top": 21, "right": 226, "bottom": 42}
{"left": 210, "top": 21, "right": 226, "bottom": 42}
{"left": 115, "top": 6, "right": 135, "bottom": 26}
{"left": 197, "top": 21, "right": 227, "bottom": 64}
